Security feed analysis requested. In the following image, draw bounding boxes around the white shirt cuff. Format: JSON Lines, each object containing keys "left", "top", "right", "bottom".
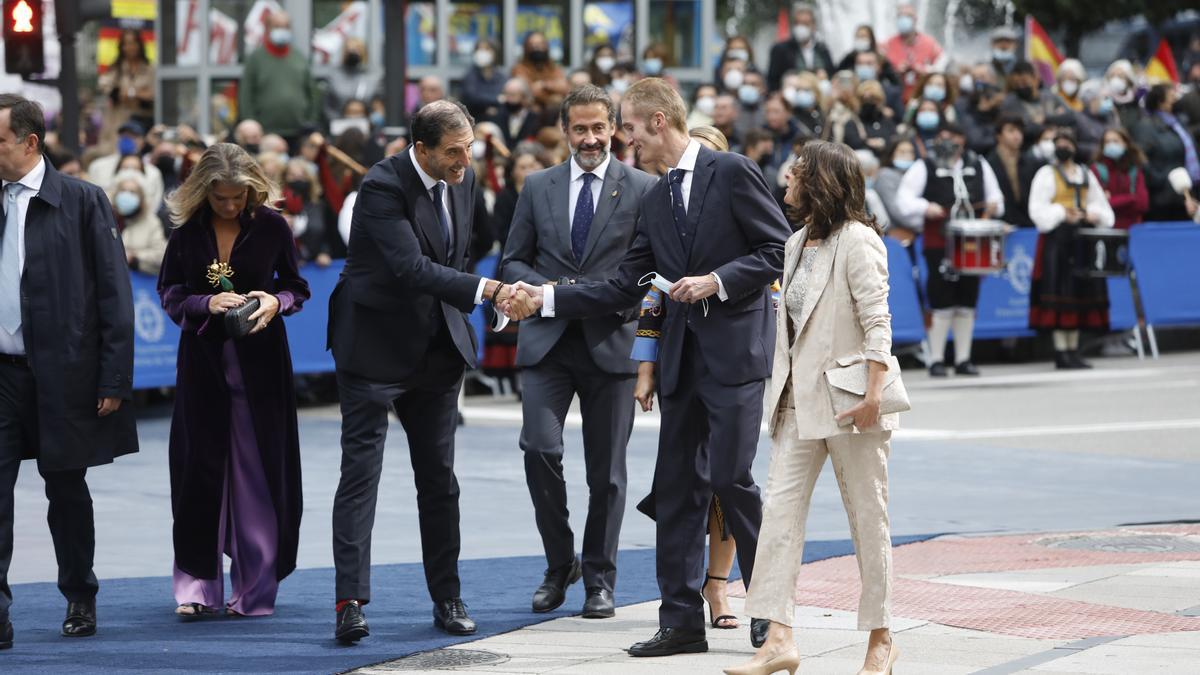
{"left": 712, "top": 273, "right": 729, "bottom": 302}
{"left": 541, "top": 284, "right": 556, "bottom": 317}
{"left": 473, "top": 278, "right": 489, "bottom": 305}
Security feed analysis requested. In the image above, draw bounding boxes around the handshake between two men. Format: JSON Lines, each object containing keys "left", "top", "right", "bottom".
{"left": 492, "top": 275, "right": 723, "bottom": 322}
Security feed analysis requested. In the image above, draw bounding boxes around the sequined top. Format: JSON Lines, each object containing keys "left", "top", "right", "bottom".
{"left": 785, "top": 247, "right": 818, "bottom": 333}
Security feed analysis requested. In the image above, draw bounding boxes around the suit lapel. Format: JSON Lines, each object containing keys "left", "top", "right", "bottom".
{"left": 652, "top": 176, "right": 686, "bottom": 264}
{"left": 401, "top": 151, "right": 448, "bottom": 264}
{"left": 684, "top": 149, "right": 715, "bottom": 261}
{"left": 448, "top": 178, "right": 471, "bottom": 269}
{"left": 580, "top": 161, "right": 625, "bottom": 265}
{"left": 791, "top": 228, "right": 842, "bottom": 339}
{"left": 546, "top": 163, "right": 574, "bottom": 269}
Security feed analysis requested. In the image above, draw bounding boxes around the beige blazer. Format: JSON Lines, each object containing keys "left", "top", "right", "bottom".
{"left": 764, "top": 221, "right": 899, "bottom": 440}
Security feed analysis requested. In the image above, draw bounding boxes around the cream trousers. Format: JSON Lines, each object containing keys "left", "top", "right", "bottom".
{"left": 744, "top": 411, "right": 893, "bottom": 630}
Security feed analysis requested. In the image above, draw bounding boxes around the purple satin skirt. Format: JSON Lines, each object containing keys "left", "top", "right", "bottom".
{"left": 173, "top": 340, "right": 280, "bottom": 616}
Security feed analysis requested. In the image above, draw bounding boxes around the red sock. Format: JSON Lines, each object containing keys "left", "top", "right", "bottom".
{"left": 336, "top": 599, "right": 358, "bottom": 612}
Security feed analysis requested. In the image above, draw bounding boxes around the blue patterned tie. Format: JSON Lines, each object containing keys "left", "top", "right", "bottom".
{"left": 571, "top": 172, "right": 595, "bottom": 263}
{"left": 0, "top": 183, "right": 25, "bottom": 335}
{"left": 431, "top": 181, "right": 452, "bottom": 258}
{"left": 668, "top": 169, "right": 690, "bottom": 244}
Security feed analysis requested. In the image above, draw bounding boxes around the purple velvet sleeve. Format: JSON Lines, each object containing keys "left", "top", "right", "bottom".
{"left": 275, "top": 291, "right": 297, "bottom": 316}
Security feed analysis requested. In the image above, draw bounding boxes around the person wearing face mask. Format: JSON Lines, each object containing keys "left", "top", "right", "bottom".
{"left": 460, "top": 39, "right": 508, "bottom": 120}
{"left": 895, "top": 122, "right": 1005, "bottom": 377}
{"left": 281, "top": 158, "right": 332, "bottom": 267}
{"left": 766, "top": 4, "right": 834, "bottom": 92}
{"left": 960, "top": 62, "right": 1007, "bottom": 156}
{"left": 512, "top": 31, "right": 569, "bottom": 117}
{"left": 87, "top": 120, "right": 167, "bottom": 216}
{"left": 239, "top": 10, "right": 319, "bottom": 151}
{"left": 1090, "top": 127, "right": 1149, "bottom": 230}
{"left": 988, "top": 27, "right": 1019, "bottom": 83}
{"left": 903, "top": 72, "right": 958, "bottom": 128}
{"left": 687, "top": 84, "right": 720, "bottom": 128}
{"left": 324, "top": 37, "right": 382, "bottom": 124}
{"left": 1133, "top": 84, "right": 1200, "bottom": 221}
{"left": 875, "top": 138, "right": 919, "bottom": 243}
{"left": 822, "top": 72, "right": 870, "bottom": 151}
{"left": 108, "top": 170, "right": 167, "bottom": 276}
{"left": 714, "top": 37, "right": 759, "bottom": 87}
{"left": 711, "top": 94, "right": 744, "bottom": 151}
{"left": 857, "top": 81, "right": 898, "bottom": 155}
{"left": 1027, "top": 130, "right": 1115, "bottom": 369}
{"left": 1001, "top": 61, "right": 1070, "bottom": 129}
{"left": 586, "top": 45, "right": 618, "bottom": 88}
{"left": 786, "top": 71, "right": 825, "bottom": 140}
{"left": 1104, "top": 61, "right": 1141, "bottom": 131}
{"left": 1053, "top": 59, "right": 1086, "bottom": 112}
{"left": 985, "top": 115, "right": 1043, "bottom": 230}
{"left": 910, "top": 101, "right": 943, "bottom": 158}
{"left": 882, "top": 3, "right": 945, "bottom": 102}
{"left": 641, "top": 44, "right": 669, "bottom": 79}
{"left": 489, "top": 77, "right": 542, "bottom": 150}
{"left": 837, "top": 25, "right": 900, "bottom": 86}
{"left": 734, "top": 71, "right": 769, "bottom": 140}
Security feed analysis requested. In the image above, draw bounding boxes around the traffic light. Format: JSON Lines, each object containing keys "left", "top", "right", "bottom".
{"left": 3, "top": 0, "right": 45, "bottom": 76}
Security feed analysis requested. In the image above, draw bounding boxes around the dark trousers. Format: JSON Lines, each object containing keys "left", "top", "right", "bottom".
{"left": 332, "top": 338, "right": 465, "bottom": 604}
{"left": 655, "top": 333, "right": 764, "bottom": 630}
{"left": 518, "top": 324, "right": 634, "bottom": 593}
{"left": 0, "top": 362, "right": 98, "bottom": 621}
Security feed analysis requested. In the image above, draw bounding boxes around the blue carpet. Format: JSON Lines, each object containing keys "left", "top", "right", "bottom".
{"left": 2, "top": 536, "right": 935, "bottom": 674}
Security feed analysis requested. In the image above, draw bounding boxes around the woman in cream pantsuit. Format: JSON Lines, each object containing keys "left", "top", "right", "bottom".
{"left": 726, "top": 141, "right": 900, "bottom": 675}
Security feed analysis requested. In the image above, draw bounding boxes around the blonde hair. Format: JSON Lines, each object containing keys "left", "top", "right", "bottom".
{"left": 688, "top": 125, "right": 729, "bottom": 152}
{"left": 623, "top": 77, "right": 688, "bottom": 134}
{"left": 285, "top": 157, "right": 322, "bottom": 202}
{"left": 166, "top": 143, "right": 280, "bottom": 227}
{"left": 794, "top": 72, "right": 824, "bottom": 110}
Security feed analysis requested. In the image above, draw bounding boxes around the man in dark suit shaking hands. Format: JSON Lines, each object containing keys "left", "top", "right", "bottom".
{"left": 328, "top": 100, "right": 513, "bottom": 643}
{"left": 500, "top": 85, "right": 657, "bottom": 619}
{"left": 505, "top": 78, "right": 790, "bottom": 656}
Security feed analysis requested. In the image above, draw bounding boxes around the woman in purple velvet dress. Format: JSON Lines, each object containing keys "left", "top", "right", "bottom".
{"left": 158, "top": 143, "right": 310, "bottom": 618}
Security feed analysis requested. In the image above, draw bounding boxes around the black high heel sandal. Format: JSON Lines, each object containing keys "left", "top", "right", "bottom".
{"left": 702, "top": 574, "right": 738, "bottom": 629}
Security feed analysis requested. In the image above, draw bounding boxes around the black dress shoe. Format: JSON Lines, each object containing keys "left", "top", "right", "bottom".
{"left": 433, "top": 598, "right": 476, "bottom": 635}
{"left": 1, "top": 618, "right": 12, "bottom": 650}
{"left": 581, "top": 588, "right": 614, "bottom": 619}
{"left": 929, "top": 362, "right": 948, "bottom": 377}
{"left": 1068, "top": 350, "right": 1093, "bottom": 369}
{"left": 954, "top": 361, "right": 980, "bottom": 376}
{"left": 1054, "top": 351, "right": 1073, "bottom": 370}
{"left": 531, "top": 557, "right": 581, "bottom": 613}
{"left": 750, "top": 617, "right": 770, "bottom": 648}
{"left": 628, "top": 627, "right": 707, "bottom": 657}
{"left": 335, "top": 600, "right": 369, "bottom": 644}
{"left": 61, "top": 600, "right": 96, "bottom": 637}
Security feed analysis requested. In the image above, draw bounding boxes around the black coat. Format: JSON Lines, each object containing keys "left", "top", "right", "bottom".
{"left": 328, "top": 149, "right": 483, "bottom": 382}
{"left": 767, "top": 39, "right": 835, "bottom": 92}
{"left": 986, "top": 148, "right": 1043, "bottom": 229}
{"left": 554, "top": 147, "right": 789, "bottom": 396}
{"left": 15, "top": 159, "right": 137, "bottom": 471}
{"left": 157, "top": 205, "right": 310, "bottom": 581}
{"left": 1133, "top": 113, "right": 1193, "bottom": 221}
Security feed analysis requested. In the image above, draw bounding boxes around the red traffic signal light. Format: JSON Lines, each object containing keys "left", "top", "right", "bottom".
{"left": 3, "top": 0, "right": 44, "bottom": 76}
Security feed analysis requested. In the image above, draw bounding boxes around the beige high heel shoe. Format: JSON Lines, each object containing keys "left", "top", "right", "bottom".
{"left": 858, "top": 643, "right": 899, "bottom": 675}
{"left": 723, "top": 646, "right": 801, "bottom": 675}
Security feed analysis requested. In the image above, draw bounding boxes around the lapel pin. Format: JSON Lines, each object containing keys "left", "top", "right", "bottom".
{"left": 611, "top": 190, "right": 618, "bottom": 198}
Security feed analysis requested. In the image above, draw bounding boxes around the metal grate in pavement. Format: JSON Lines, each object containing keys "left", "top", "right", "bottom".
{"left": 1038, "top": 533, "right": 1200, "bottom": 553}
{"left": 364, "top": 649, "right": 509, "bottom": 670}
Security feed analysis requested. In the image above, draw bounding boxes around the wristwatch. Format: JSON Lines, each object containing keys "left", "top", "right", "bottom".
{"left": 557, "top": 276, "right": 577, "bottom": 286}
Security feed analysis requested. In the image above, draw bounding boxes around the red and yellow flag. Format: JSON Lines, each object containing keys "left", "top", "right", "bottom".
{"left": 1025, "top": 16, "right": 1063, "bottom": 85}
{"left": 1145, "top": 38, "right": 1179, "bottom": 84}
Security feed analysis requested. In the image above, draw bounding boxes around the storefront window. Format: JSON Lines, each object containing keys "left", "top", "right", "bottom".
{"left": 583, "top": 0, "right": 634, "bottom": 62}
{"left": 516, "top": 1, "right": 568, "bottom": 64}
{"left": 648, "top": 0, "right": 700, "bottom": 68}
{"left": 449, "top": 1, "right": 503, "bottom": 67}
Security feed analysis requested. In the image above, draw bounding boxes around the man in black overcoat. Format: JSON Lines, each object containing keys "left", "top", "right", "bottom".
{"left": 0, "top": 95, "right": 137, "bottom": 649}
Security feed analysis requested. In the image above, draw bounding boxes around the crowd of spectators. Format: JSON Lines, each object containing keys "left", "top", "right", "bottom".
{"left": 31, "top": 5, "right": 1200, "bottom": 374}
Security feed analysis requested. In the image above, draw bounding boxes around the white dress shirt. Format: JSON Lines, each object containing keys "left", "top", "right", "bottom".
{"left": 569, "top": 153, "right": 610, "bottom": 230}
{"left": 0, "top": 157, "right": 46, "bottom": 355}
{"left": 894, "top": 156, "right": 1005, "bottom": 230}
{"left": 408, "top": 149, "right": 489, "bottom": 304}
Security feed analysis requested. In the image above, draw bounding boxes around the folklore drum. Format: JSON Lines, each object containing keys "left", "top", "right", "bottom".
{"left": 1073, "top": 228, "right": 1130, "bottom": 278}
{"left": 945, "top": 219, "right": 1010, "bottom": 275}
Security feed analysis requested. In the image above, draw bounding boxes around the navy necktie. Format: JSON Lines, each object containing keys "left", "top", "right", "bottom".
{"left": 571, "top": 172, "right": 595, "bottom": 263}
{"left": 430, "top": 181, "right": 452, "bottom": 258}
{"left": 668, "top": 168, "right": 689, "bottom": 243}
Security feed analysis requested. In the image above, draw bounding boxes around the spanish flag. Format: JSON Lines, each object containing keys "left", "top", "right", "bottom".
{"left": 1024, "top": 16, "right": 1063, "bottom": 86}
{"left": 1145, "top": 38, "right": 1179, "bottom": 84}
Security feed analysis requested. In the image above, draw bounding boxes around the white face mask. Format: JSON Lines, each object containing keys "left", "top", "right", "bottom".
{"left": 1108, "top": 76, "right": 1128, "bottom": 95}
{"left": 595, "top": 55, "right": 615, "bottom": 73}
{"left": 793, "top": 25, "right": 812, "bottom": 43}
{"left": 1036, "top": 139, "right": 1056, "bottom": 159}
{"left": 854, "top": 37, "right": 872, "bottom": 53}
{"left": 959, "top": 74, "right": 974, "bottom": 93}
{"left": 723, "top": 69, "right": 745, "bottom": 91}
{"left": 738, "top": 84, "right": 761, "bottom": 106}
{"left": 269, "top": 28, "right": 292, "bottom": 47}
{"left": 694, "top": 96, "right": 716, "bottom": 117}
{"left": 611, "top": 78, "right": 629, "bottom": 94}
{"left": 471, "top": 140, "right": 487, "bottom": 160}
{"left": 817, "top": 78, "right": 832, "bottom": 98}
{"left": 1060, "top": 79, "right": 1079, "bottom": 97}
{"left": 473, "top": 49, "right": 495, "bottom": 69}
{"left": 726, "top": 48, "right": 749, "bottom": 63}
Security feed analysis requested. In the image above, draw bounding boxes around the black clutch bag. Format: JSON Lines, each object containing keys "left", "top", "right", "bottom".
{"left": 223, "top": 296, "right": 261, "bottom": 339}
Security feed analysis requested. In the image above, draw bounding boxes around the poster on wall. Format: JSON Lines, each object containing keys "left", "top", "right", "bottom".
{"left": 175, "top": 0, "right": 240, "bottom": 66}
{"left": 311, "top": 0, "right": 369, "bottom": 66}
{"left": 583, "top": 2, "right": 633, "bottom": 61}
{"left": 405, "top": 3, "right": 567, "bottom": 67}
